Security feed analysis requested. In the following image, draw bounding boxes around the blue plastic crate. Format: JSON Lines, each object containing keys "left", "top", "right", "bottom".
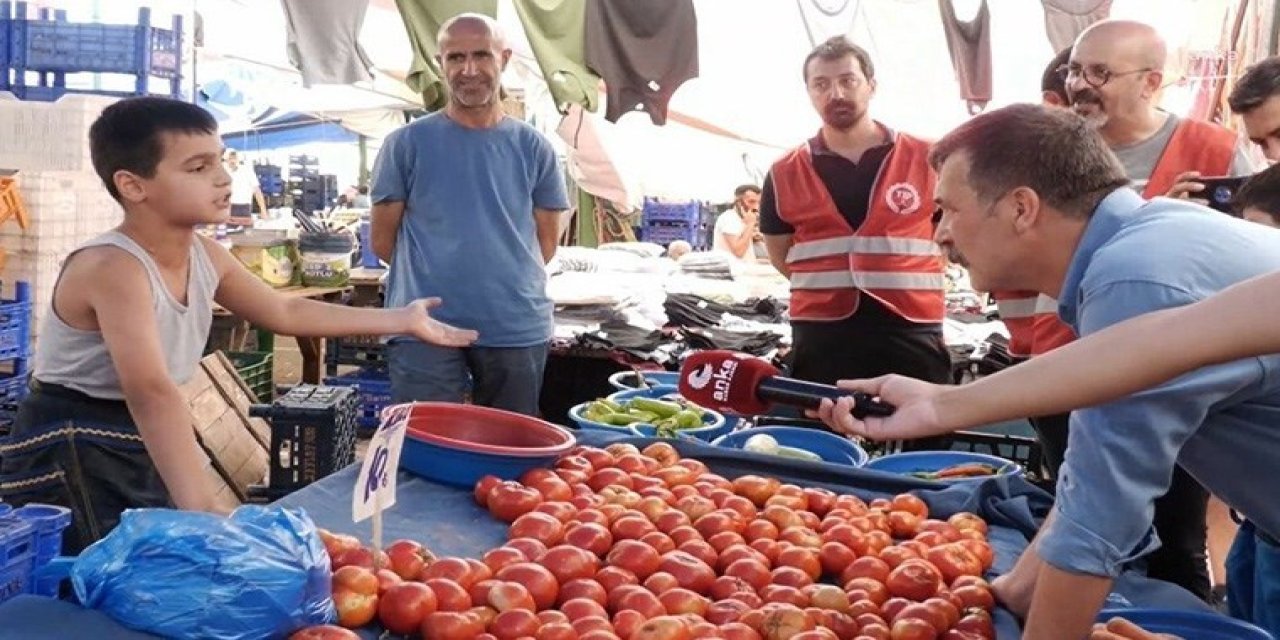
{"left": 641, "top": 221, "right": 698, "bottom": 246}
{"left": 642, "top": 199, "right": 700, "bottom": 225}
{"left": 322, "top": 367, "right": 392, "bottom": 431}
{"left": 3, "top": 3, "right": 183, "bottom": 100}
{"left": 0, "top": 515, "right": 34, "bottom": 604}
{"left": 11, "top": 504, "right": 68, "bottom": 596}
{"left": 0, "top": 282, "right": 32, "bottom": 361}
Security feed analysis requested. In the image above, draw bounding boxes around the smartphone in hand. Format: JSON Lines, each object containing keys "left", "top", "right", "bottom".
{"left": 1197, "top": 175, "right": 1250, "bottom": 214}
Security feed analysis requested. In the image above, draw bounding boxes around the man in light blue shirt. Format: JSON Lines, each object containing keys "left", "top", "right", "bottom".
{"left": 926, "top": 104, "right": 1280, "bottom": 638}
{"left": 370, "top": 14, "right": 568, "bottom": 414}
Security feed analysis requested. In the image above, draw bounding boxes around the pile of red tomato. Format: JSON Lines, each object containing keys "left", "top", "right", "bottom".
{"left": 292, "top": 441, "right": 999, "bottom": 640}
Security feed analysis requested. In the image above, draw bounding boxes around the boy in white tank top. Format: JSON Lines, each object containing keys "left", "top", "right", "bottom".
{"left": 0, "top": 97, "right": 478, "bottom": 553}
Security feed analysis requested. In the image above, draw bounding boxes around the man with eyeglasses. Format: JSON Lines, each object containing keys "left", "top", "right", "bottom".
{"left": 1229, "top": 57, "right": 1280, "bottom": 162}
{"left": 1066, "top": 20, "right": 1256, "bottom": 200}
{"left": 759, "top": 36, "right": 951, "bottom": 397}
{"left": 1038, "top": 20, "right": 1253, "bottom": 604}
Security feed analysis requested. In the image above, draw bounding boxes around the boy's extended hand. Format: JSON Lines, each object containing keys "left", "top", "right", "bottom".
{"left": 403, "top": 298, "right": 478, "bottom": 347}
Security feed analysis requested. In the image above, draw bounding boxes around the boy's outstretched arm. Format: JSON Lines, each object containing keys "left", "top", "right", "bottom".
{"left": 203, "top": 237, "right": 477, "bottom": 346}
{"left": 86, "top": 251, "right": 229, "bottom": 513}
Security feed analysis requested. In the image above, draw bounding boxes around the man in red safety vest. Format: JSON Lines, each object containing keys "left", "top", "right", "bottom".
{"left": 759, "top": 36, "right": 951, "bottom": 397}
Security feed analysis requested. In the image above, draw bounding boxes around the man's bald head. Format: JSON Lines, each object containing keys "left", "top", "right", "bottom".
{"left": 438, "top": 12, "right": 506, "bottom": 48}
{"left": 1074, "top": 20, "right": 1168, "bottom": 71}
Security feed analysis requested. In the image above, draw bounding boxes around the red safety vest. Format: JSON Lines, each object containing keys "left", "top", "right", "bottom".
{"left": 992, "top": 292, "right": 1076, "bottom": 357}
{"left": 771, "top": 132, "right": 945, "bottom": 323}
{"left": 1142, "top": 118, "right": 1237, "bottom": 199}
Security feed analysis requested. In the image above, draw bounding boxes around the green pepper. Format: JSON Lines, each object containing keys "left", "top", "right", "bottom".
{"left": 629, "top": 397, "right": 683, "bottom": 419}
{"left": 598, "top": 398, "right": 623, "bottom": 412}
{"left": 674, "top": 410, "right": 703, "bottom": 429}
{"left": 602, "top": 412, "right": 645, "bottom": 426}
{"left": 625, "top": 410, "right": 660, "bottom": 424}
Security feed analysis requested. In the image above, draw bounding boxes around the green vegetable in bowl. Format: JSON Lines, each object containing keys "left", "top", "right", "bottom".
{"left": 582, "top": 395, "right": 709, "bottom": 437}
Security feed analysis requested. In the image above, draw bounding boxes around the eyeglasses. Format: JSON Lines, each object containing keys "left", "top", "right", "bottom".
{"left": 1057, "top": 63, "right": 1154, "bottom": 89}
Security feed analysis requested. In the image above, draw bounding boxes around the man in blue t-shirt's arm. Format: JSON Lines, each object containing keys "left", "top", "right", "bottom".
{"left": 368, "top": 12, "right": 569, "bottom": 415}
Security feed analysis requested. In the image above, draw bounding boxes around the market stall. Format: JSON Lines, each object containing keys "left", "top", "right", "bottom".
{"left": 0, "top": 432, "right": 1221, "bottom": 639}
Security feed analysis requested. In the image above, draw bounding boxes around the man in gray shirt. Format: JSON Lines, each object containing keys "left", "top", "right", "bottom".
{"left": 1060, "top": 19, "right": 1258, "bottom": 601}
{"left": 1067, "top": 21, "right": 1257, "bottom": 198}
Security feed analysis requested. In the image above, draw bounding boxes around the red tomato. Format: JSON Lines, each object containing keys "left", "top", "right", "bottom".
{"left": 495, "top": 562, "right": 559, "bottom": 611}
{"left": 421, "top": 610, "right": 485, "bottom": 640}
{"left": 487, "top": 482, "right": 543, "bottom": 523}
{"left": 289, "top": 626, "right": 360, "bottom": 640}
{"left": 925, "top": 544, "right": 983, "bottom": 583}
{"left": 509, "top": 511, "right": 565, "bottom": 547}
{"left": 607, "top": 539, "right": 663, "bottom": 580}
{"left": 539, "top": 544, "right": 601, "bottom": 584}
{"left": 886, "top": 560, "right": 942, "bottom": 601}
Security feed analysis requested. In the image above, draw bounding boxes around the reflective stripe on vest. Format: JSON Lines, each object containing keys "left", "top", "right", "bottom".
{"left": 996, "top": 294, "right": 1059, "bottom": 319}
{"left": 786, "top": 236, "right": 941, "bottom": 263}
{"left": 791, "top": 270, "right": 947, "bottom": 290}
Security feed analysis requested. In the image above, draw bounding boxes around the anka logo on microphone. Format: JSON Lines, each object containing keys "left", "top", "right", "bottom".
{"left": 685, "top": 358, "right": 740, "bottom": 403}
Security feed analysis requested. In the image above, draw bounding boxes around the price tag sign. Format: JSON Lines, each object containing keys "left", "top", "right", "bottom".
{"left": 352, "top": 404, "right": 410, "bottom": 523}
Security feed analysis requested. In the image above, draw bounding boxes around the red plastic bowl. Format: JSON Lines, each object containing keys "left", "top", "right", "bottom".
{"left": 393, "top": 402, "right": 575, "bottom": 458}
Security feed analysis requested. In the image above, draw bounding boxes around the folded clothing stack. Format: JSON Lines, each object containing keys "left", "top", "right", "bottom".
{"left": 676, "top": 251, "right": 734, "bottom": 280}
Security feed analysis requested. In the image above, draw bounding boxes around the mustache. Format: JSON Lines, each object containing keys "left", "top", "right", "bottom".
{"left": 1070, "top": 89, "right": 1103, "bottom": 107}
{"left": 824, "top": 100, "right": 858, "bottom": 113}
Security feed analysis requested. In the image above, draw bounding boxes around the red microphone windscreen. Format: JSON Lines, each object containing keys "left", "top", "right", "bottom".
{"left": 678, "top": 350, "right": 780, "bottom": 415}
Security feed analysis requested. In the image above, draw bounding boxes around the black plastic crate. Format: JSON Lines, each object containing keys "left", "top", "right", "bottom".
{"left": 324, "top": 336, "right": 386, "bottom": 373}
{"left": 248, "top": 385, "right": 358, "bottom": 500}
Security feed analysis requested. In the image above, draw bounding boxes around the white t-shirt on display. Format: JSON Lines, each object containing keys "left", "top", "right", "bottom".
{"left": 229, "top": 164, "right": 261, "bottom": 205}
{"left": 712, "top": 209, "right": 752, "bottom": 262}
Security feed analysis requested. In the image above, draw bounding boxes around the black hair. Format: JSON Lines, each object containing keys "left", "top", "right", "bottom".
{"left": 1230, "top": 57, "right": 1280, "bottom": 114}
{"left": 929, "top": 103, "right": 1129, "bottom": 219}
{"left": 1232, "top": 164, "right": 1280, "bottom": 221}
{"left": 734, "top": 184, "right": 761, "bottom": 198}
{"left": 89, "top": 96, "right": 218, "bottom": 201}
{"left": 1041, "top": 47, "right": 1072, "bottom": 102}
{"left": 803, "top": 36, "right": 875, "bottom": 82}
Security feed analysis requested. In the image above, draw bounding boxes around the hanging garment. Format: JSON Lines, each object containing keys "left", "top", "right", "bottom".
{"left": 394, "top": 0, "right": 499, "bottom": 111}
{"left": 795, "top": 0, "right": 861, "bottom": 47}
{"left": 938, "top": 0, "right": 993, "bottom": 114}
{"left": 584, "top": 0, "right": 700, "bottom": 125}
{"left": 280, "top": 0, "right": 374, "bottom": 87}
{"left": 1041, "top": 0, "right": 1113, "bottom": 52}
{"left": 513, "top": 0, "right": 601, "bottom": 114}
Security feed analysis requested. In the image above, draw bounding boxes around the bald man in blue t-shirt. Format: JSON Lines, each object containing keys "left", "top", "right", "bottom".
{"left": 370, "top": 14, "right": 569, "bottom": 414}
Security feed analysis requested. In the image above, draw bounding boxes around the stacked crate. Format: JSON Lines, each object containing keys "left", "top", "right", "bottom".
{"left": 0, "top": 2, "right": 183, "bottom": 102}
{"left": 639, "top": 199, "right": 706, "bottom": 249}
{"left": 0, "top": 94, "right": 123, "bottom": 346}
{"left": 287, "top": 155, "right": 337, "bottom": 214}
{"left": 0, "top": 282, "right": 32, "bottom": 432}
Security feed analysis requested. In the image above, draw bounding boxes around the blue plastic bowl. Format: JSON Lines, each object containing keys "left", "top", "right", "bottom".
{"left": 863, "top": 451, "right": 1024, "bottom": 484}
{"left": 1095, "top": 609, "right": 1273, "bottom": 640}
{"left": 0, "top": 504, "right": 10, "bottom": 519}
{"left": 569, "top": 394, "right": 728, "bottom": 441}
{"left": 711, "top": 426, "right": 870, "bottom": 467}
{"left": 397, "top": 402, "right": 576, "bottom": 488}
{"left": 608, "top": 370, "right": 680, "bottom": 391}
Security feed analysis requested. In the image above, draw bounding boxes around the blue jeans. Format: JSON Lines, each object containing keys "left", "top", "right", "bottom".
{"left": 1226, "top": 521, "right": 1280, "bottom": 635}
{"left": 387, "top": 340, "right": 549, "bottom": 415}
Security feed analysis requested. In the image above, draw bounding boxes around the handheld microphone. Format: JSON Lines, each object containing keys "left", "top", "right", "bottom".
{"left": 677, "top": 350, "right": 896, "bottom": 418}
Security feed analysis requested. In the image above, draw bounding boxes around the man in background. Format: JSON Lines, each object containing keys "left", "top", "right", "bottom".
{"left": 1230, "top": 56, "right": 1280, "bottom": 162}
{"left": 713, "top": 184, "right": 760, "bottom": 263}
{"left": 370, "top": 14, "right": 568, "bottom": 415}
{"left": 1067, "top": 21, "right": 1255, "bottom": 199}
{"left": 1060, "top": 20, "right": 1259, "bottom": 600}
{"left": 760, "top": 36, "right": 950, "bottom": 391}
{"left": 224, "top": 150, "right": 266, "bottom": 224}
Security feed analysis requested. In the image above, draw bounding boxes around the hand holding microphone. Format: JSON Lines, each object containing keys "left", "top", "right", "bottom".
{"left": 676, "top": 350, "right": 895, "bottom": 421}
